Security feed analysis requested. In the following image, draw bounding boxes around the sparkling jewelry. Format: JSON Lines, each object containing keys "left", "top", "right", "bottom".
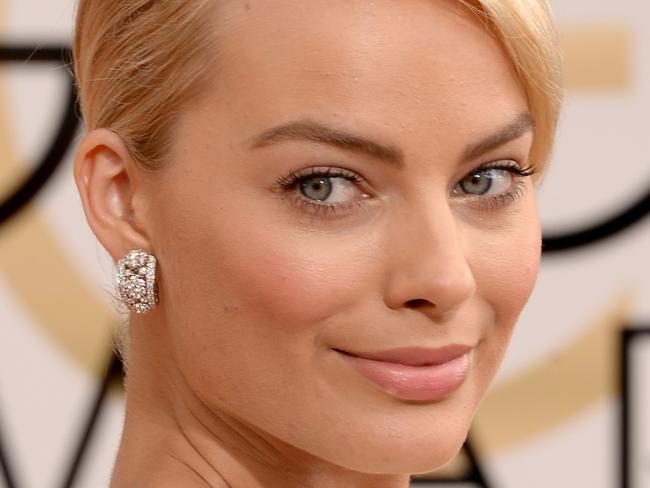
{"left": 116, "top": 248, "right": 158, "bottom": 313}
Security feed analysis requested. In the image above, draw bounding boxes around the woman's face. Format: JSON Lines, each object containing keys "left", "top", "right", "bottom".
{"left": 142, "top": 0, "right": 540, "bottom": 474}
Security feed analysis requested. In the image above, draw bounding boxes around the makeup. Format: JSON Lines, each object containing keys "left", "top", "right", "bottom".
{"left": 336, "top": 346, "right": 471, "bottom": 402}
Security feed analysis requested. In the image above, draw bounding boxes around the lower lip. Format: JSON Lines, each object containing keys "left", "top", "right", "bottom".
{"left": 337, "top": 350, "right": 471, "bottom": 402}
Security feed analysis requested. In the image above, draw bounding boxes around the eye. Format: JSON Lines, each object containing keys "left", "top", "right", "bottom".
{"left": 275, "top": 167, "right": 371, "bottom": 216}
{"left": 299, "top": 173, "right": 357, "bottom": 203}
{"left": 456, "top": 167, "right": 513, "bottom": 196}
{"left": 451, "top": 161, "right": 537, "bottom": 209}
{"left": 453, "top": 161, "right": 535, "bottom": 197}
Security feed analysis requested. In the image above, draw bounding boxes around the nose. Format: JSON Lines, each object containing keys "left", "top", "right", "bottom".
{"left": 383, "top": 199, "right": 476, "bottom": 319}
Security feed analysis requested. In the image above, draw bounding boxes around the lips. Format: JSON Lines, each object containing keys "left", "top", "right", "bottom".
{"left": 334, "top": 344, "right": 471, "bottom": 367}
{"left": 334, "top": 344, "right": 472, "bottom": 401}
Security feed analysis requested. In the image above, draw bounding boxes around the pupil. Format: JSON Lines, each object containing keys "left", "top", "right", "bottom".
{"left": 301, "top": 177, "right": 332, "bottom": 201}
{"left": 461, "top": 172, "right": 492, "bottom": 195}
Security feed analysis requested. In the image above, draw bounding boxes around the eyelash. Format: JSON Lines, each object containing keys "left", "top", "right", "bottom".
{"left": 275, "top": 167, "right": 367, "bottom": 217}
{"left": 456, "top": 161, "right": 536, "bottom": 210}
{"left": 274, "top": 162, "right": 538, "bottom": 217}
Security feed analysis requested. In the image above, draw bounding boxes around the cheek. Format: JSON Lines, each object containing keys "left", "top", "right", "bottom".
{"left": 159, "top": 196, "right": 378, "bottom": 346}
{"left": 479, "top": 231, "right": 541, "bottom": 321}
{"left": 471, "top": 200, "right": 542, "bottom": 355}
{"left": 228, "top": 238, "right": 353, "bottom": 326}
{"left": 220, "top": 231, "right": 377, "bottom": 331}
{"left": 458, "top": 199, "right": 541, "bottom": 405}
{"left": 157, "top": 201, "right": 384, "bottom": 418}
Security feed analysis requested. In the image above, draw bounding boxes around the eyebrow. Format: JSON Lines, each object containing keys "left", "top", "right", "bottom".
{"left": 462, "top": 112, "right": 536, "bottom": 161}
{"left": 247, "top": 112, "right": 535, "bottom": 168}
{"left": 248, "top": 119, "right": 405, "bottom": 168}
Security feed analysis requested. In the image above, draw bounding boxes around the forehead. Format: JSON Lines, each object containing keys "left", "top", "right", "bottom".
{"left": 206, "top": 0, "right": 527, "bottom": 156}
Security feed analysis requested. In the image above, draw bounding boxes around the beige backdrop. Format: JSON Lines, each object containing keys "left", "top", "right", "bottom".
{"left": 1, "top": 1, "right": 649, "bottom": 487}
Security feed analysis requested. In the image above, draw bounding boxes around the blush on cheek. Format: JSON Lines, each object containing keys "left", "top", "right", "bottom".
{"left": 466, "top": 226, "right": 541, "bottom": 391}
{"left": 482, "top": 227, "right": 541, "bottom": 329}
{"left": 215, "top": 233, "right": 367, "bottom": 331}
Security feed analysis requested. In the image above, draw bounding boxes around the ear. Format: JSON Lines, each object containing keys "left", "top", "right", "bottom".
{"left": 73, "top": 129, "right": 152, "bottom": 263}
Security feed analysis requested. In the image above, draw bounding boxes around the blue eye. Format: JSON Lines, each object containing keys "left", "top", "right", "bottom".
{"left": 300, "top": 176, "right": 334, "bottom": 201}
{"left": 451, "top": 161, "right": 537, "bottom": 209}
{"left": 458, "top": 168, "right": 512, "bottom": 196}
{"left": 275, "top": 167, "right": 370, "bottom": 217}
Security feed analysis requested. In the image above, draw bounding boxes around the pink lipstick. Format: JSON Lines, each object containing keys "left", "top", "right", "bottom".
{"left": 335, "top": 345, "right": 471, "bottom": 401}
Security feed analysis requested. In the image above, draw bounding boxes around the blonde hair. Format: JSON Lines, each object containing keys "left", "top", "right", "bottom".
{"left": 461, "top": 0, "right": 563, "bottom": 172}
{"left": 73, "top": 0, "right": 561, "bottom": 170}
{"left": 73, "top": 0, "right": 219, "bottom": 170}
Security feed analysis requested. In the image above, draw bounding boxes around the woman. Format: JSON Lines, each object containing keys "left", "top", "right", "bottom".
{"left": 72, "top": 0, "right": 562, "bottom": 486}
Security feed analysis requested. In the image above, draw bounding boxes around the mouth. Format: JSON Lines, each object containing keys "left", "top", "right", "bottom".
{"left": 333, "top": 345, "right": 472, "bottom": 402}
{"left": 334, "top": 344, "right": 472, "bottom": 366}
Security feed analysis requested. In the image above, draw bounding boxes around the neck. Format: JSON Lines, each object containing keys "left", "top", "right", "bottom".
{"left": 110, "top": 317, "right": 410, "bottom": 488}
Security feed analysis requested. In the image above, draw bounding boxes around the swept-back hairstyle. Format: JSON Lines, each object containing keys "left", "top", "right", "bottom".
{"left": 73, "top": 1, "right": 219, "bottom": 170}
{"left": 461, "top": 0, "right": 563, "bottom": 173}
{"left": 73, "top": 0, "right": 562, "bottom": 172}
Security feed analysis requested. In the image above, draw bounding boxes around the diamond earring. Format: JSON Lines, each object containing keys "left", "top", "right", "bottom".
{"left": 116, "top": 248, "right": 159, "bottom": 314}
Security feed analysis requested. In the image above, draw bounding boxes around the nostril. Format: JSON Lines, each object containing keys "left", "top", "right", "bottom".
{"left": 406, "top": 298, "right": 433, "bottom": 308}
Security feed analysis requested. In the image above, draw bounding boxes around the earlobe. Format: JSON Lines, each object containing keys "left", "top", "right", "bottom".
{"left": 73, "top": 129, "right": 152, "bottom": 262}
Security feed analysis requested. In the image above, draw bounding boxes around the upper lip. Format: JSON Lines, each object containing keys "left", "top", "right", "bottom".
{"left": 334, "top": 344, "right": 472, "bottom": 367}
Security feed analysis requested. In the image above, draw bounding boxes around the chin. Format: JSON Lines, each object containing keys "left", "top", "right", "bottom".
{"left": 353, "top": 438, "right": 467, "bottom": 476}
{"left": 319, "top": 416, "right": 472, "bottom": 476}
{"left": 408, "top": 439, "right": 467, "bottom": 475}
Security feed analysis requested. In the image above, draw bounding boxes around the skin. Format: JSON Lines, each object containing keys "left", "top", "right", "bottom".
{"left": 74, "top": 0, "right": 543, "bottom": 486}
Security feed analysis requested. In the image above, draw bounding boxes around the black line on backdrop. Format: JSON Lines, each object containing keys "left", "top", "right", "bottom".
{"left": 410, "top": 438, "right": 490, "bottom": 486}
{"left": 0, "top": 43, "right": 76, "bottom": 488}
{"left": 622, "top": 329, "right": 631, "bottom": 488}
{"left": 0, "top": 45, "right": 71, "bottom": 63}
{"left": 59, "top": 351, "right": 124, "bottom": 488}
{"left": 620, "top": 327, "right": 650, "bottom": 488}
{"left": 542, "top": 185, "right": 650, "bottom": 254}
{"left": 0, "top": 45, "right": 79, "bottom": 227}
{"left": 0, "top": 408, "right": 20, "bottom": 488}
{"left": 465, "top": 440, "right": 490, "bottom": 487}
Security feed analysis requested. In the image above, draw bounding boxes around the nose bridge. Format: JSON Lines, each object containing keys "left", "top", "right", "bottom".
{"left": 384, "top": 196, "right": 476, "bottom": 316}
